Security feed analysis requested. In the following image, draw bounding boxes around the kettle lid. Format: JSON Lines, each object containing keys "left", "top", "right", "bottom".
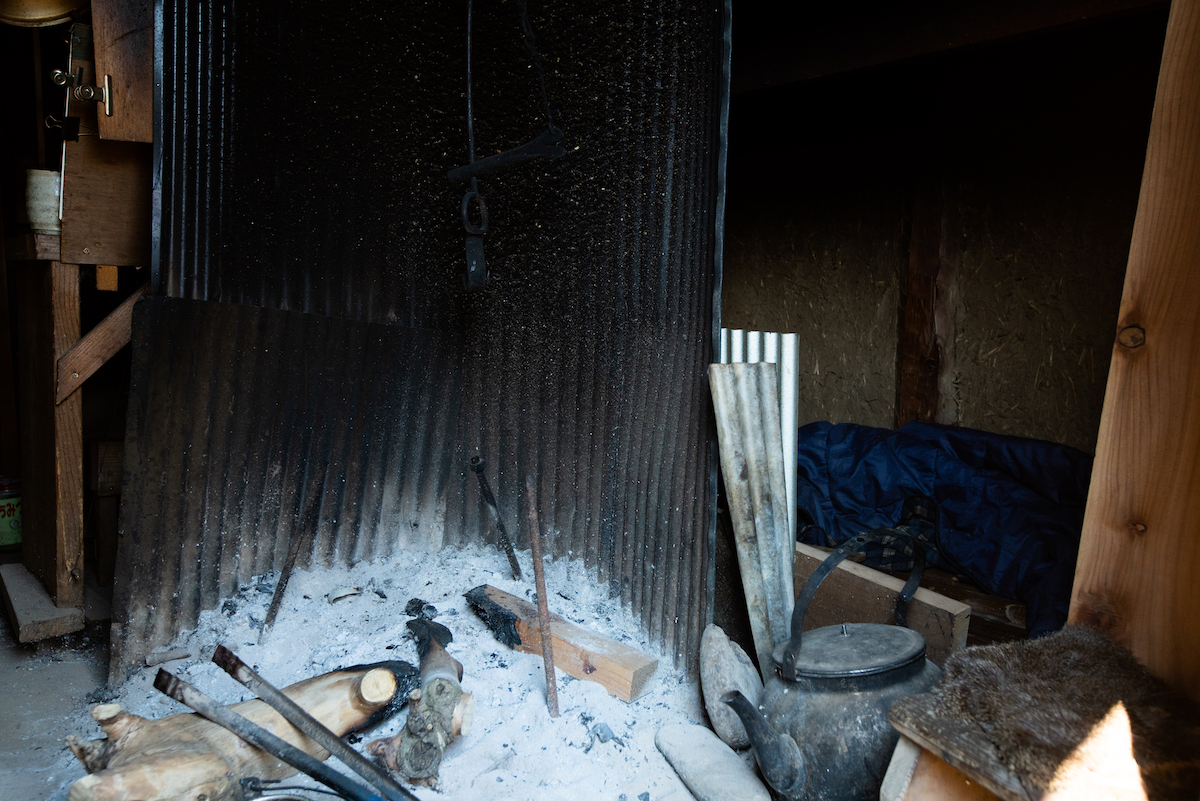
{"left": 774, "top": 622, "right": 926, "bottom": 678}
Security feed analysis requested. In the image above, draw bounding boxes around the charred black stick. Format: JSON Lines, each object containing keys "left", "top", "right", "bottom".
{"left": 152, "top": 669, "right": 385, "bottom": 801}
{"left": 524, "top": 475, "right": 558, "bottom": 717}
{"left": 471, "top": 456, "right": 522, "bottom": 580}
{"left": 262, "top": 458, "right": 329, "bottom": 641}
{"left": 211, "top": 646, "right": 418, "bottom": 801}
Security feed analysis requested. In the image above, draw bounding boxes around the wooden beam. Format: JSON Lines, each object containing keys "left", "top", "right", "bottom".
{"left": 4, "top": 233, "right": 61, "bottom": 263}
{"left": 56, "top": 282, "right": 146, "bottom": 403}
{"left": 897, "top": 180, "right": 942, "bottom": 427}
{"left": 794, "top": 542, "right": 970, "bottom": 666}
{"left": 0, "top": 563, "right": 84, "bottom": 643}
{"left": 13, "top": 262, "right": 84, "bottom": 608}
{"left": 466, "top": 584, "right": 659, "bottom": 702}
{"left": 1068, "top": 0, "right": 1200, "bottom": 702}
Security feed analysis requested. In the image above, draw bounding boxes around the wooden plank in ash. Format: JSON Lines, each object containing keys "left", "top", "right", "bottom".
{"left": 466, "top": 584, "right": 659, "bottom": 702}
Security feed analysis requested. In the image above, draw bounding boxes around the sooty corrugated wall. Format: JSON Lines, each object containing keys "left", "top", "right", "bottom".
{"left": 110, "top": 0, "right": 726, "bottom": 680}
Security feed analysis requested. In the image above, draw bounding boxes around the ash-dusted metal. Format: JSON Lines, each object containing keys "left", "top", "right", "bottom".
{"left": 725, "top": 531, "right": 942, "bottom": 801}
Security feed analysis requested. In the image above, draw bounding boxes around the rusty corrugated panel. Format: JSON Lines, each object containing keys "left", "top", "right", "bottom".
{"left": 117, "top": 0, "right": 726, "bottom": 679}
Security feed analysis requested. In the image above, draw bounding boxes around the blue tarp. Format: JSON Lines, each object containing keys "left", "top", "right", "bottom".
{"left": 795, "top": 421, "right": 1092, "bottom": 637}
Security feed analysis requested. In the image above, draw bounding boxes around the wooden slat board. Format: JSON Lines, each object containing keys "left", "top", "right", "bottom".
{"left": 466, "top": 584, "right": 659, "bottom": 702}
{"left": 889, "top": 698, "right": 1033, "bottom": 801}
{"left": 1068, "top": 0, "right": 1200, "bottom": 702}
{"left": 60, "top": 25, "right": 152, "bottom": 267}
{"left": 794, "top": 542, "right": 970, "bottom": 666}
{"left": 92, "top": 0, "right": 153, "bottom": 143}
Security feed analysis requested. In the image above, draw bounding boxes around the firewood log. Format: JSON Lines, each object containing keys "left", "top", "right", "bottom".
{"left": 68, "top": 662, "right": 414, "bottom": 801}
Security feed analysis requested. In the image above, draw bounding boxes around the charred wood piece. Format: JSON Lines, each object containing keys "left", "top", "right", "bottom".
{"left": 368, "top": 619, "right": 474, "bottom": 786}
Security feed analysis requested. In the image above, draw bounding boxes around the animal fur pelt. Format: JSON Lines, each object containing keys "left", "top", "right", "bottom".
{"left": 916, "top": 625, "right": 1200, "bottom": 800}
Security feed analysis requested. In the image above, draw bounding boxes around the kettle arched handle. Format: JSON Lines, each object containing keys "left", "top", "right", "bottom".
{"left": 776, "top": 530, "right": 925, "bottom": 677}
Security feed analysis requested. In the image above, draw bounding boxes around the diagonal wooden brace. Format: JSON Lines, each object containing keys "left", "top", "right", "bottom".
{"left": 55, "top": 282, "right": 146, "bottom": 404}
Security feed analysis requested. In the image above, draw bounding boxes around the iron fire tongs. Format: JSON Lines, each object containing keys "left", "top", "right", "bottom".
{"left": 449, "top": 0, "right": 566, "bottom": 290}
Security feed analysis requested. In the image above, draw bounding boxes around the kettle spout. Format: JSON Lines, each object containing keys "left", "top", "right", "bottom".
{"left": 723, "top": 691, "right": 807, "bottom": 798}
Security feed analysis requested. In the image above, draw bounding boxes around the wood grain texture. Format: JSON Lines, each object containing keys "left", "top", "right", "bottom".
{"left": 60, "top": 30, "right": 152, "bottom": 267}
{"left": 12, "top": 263, "right": 83, "bottom": 606}
{"left": 890, "top": 698, "right": 1033, "bottom": 801}
{"left": 794, "top": 542, "right": 970, "bottom": 666}
{"left": 92, "top": 0, "right": 153, "bottom": 143}
{"left": 468, "top": 584, "right": 659, "bottom": 702}
{"left": 0, "top": 563, "right": 84, "bottom": 643}
{"left": 52, "top": 262, "right": 84, "bottom": 608}
{"left": 4, "top": 233, "right": 61, "bottom": 262}
{"left": 903, "top": 747, "right": 1004, "bottom": 801}
{"left": 1067, "top": 0, "right": 1200, "bottom": 702}
{"left": 56, "top": 283, "right": 145, "bottom": 403}
{"left": 897, "top": 180, "right": 942, "bottom": 427}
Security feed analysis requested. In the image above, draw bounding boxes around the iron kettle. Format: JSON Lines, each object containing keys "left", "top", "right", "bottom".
{"left": 725, "top": 531, "right": 942, "bottom": 801}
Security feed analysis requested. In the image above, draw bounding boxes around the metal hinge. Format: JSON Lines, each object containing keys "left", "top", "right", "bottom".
{"left": 52, "top": 66, "right": 112, "bottom": 118}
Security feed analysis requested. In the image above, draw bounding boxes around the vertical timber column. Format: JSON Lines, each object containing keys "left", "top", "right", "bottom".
{"left": 1068, "top": 0, "right": 1200, "bottom": 702}
{"left": 52, "top": 262, "right": 84, "bottom": 608}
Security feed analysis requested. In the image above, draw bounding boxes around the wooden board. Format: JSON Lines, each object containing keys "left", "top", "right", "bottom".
{"left": 794, "top": 542, "right": 970, "bottom": 666}
{"left": 1067, "top": 0, "right": 1200, "bottom": 703}
{"left": 4, "top": 233, "right": 61, "bottom": 262}
{"left": 60, "top": 25, "right": 152, "bottom": 267}
{"left": 92, "top": 0, "right": 153, "bottom": 143}
{"left": 466, "top": 584, "right": 659, "bottom": 702}
{"left": 889, "top": 697, "right": 1033, "bottom": 801}
{"left": 883, "top": 737, "right": 1004, "bottom": 801}
{"left": 12, "top": 262, "right": 84, "bottom": 608}
{"left": 56, "top": 283, "right": 146, "bottom": 403}
{"left": 0, "top": 563, "right": 84, "bottom": 642}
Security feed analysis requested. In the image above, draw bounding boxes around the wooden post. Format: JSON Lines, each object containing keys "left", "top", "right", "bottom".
{"left": 897, "top": 180, "right": 942, "bottom": 427}
{"left": 1068, "top": 0, "right": 1200, "bottom": 702}
{"left": 12, "top": 261, "right": 84, "bottom": 609}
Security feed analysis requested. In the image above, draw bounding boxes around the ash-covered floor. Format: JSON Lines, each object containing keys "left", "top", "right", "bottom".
{"left": 8, "top": 544, "right": 724, "bottom": 800}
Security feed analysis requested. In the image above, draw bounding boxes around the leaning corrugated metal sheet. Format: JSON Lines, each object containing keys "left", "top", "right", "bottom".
{"left": 110, "top": 0, "right": 727, "bottom": 681}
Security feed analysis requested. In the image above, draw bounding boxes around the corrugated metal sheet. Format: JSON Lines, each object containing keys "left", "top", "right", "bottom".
{"left": 708, "top": 362, "right": 795, "bottom": 673}
{"left": 112, "top": 0, "right": 727, "bottom": 679}
{"left": 720, "top": 329, "right": 800, "bottom": 539}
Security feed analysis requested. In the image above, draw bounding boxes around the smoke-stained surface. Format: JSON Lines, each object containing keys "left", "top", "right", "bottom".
{"left": 112, "top": 0, "right": 723, "bottom": 680}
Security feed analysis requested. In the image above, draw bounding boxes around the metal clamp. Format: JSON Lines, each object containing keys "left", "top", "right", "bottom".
{"left": 52, "top": 67, "right": 113, "bottom": 117}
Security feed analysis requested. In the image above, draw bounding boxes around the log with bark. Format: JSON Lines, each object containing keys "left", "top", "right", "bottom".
{"left": 67, "top": 660, "right": 417, "bottom": 801}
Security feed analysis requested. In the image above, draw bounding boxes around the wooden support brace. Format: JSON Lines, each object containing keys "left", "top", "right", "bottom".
{"left": 794, "top": 542, "right": 970, "bottom": 666}
{"left": 4, "top": 233, "right": 61, "bottom": 262}
{"left": 465, "top": 584, "right": 659, "bottom": 702}
{"left": 56, "top": 282, "right": 145, "bottom": 403}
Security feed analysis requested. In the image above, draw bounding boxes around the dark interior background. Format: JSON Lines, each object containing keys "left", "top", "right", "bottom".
{"left": 723, "top": 6, "right": 1166, "bottom": 451}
